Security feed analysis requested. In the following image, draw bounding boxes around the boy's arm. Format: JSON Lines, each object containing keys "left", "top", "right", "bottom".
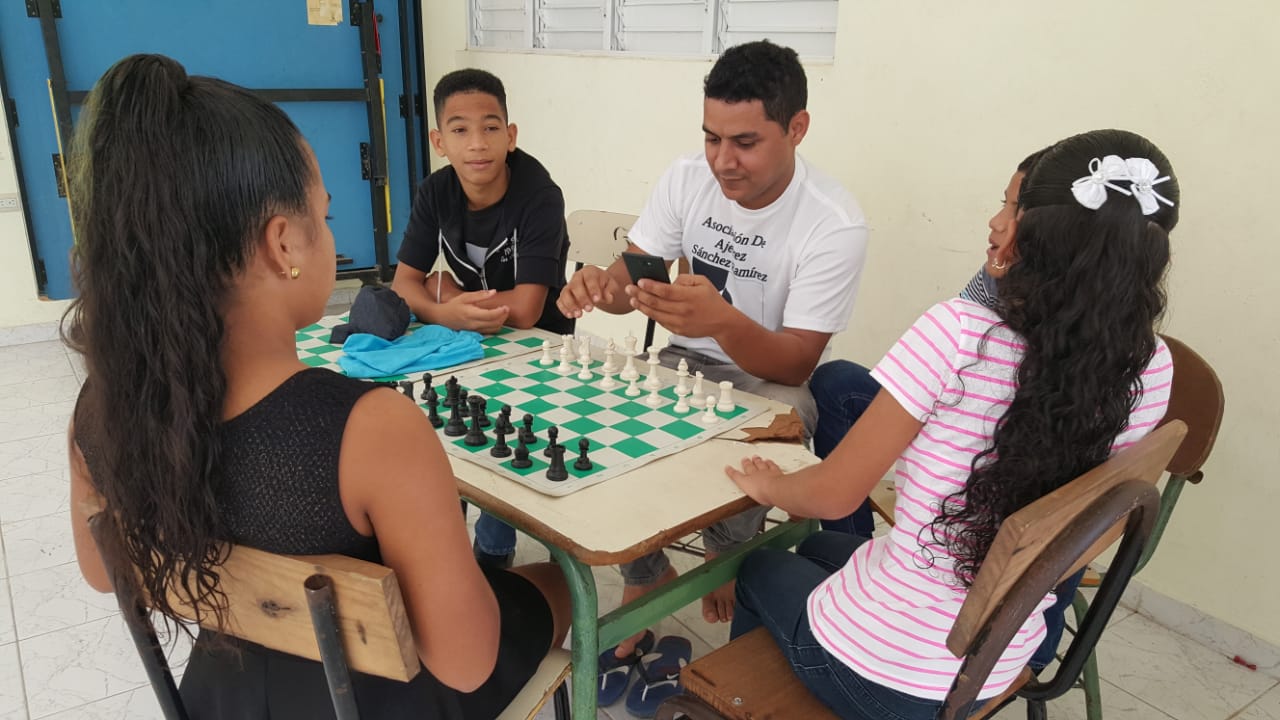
{"left": 392, "top": 264, "right": 509, "bottom": 333}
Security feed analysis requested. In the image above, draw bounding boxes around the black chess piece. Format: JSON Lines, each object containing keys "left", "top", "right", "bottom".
{"left": 457, "top": 388, "right": 470, "bottom": 412}
{"left": 574, "top": 437, "right": 593, "bottom": 471}
{"left": 425, "top": 388, "right": 443, "bottom": 429}
{"left": 546, "top": 444, "right": 569, "bottom": 482}
{"left": 498, "top": 404, "right": 514, "bottom": 434}
{"left": 510, "top": 439, "right": 532, "bottom": 469}
{"left": 464, "top": 396, "right": 488, "bottom": 447}
{"left": 543, "top": 426, "right": 559, "bottom": 458}
{"left": 519, "top": 413, "right": 536, "bottom": 445}
{"left": 477, "top": 398, "right": 492, "bottom": 428}
{"left": 442, "top": 376, "right": 459, "bottom": 408}
{"left": 399, "top": 380, "right": 415, "bottom": 399}
{"left": 419, "top": 373, "right": 434, "bottom": 401}
{"left": 490, "top": 427, "right": 511, "bottom": 458}
{"left": 444, "top": 396, "right": 467, "bottom": 437}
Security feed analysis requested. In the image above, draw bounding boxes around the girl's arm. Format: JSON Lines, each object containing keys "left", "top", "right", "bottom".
{"left": 68, "top": 420, "right": 112, "bottom": 592}
{"left": 726, "top": 389, "right": 922, "bottom": 520}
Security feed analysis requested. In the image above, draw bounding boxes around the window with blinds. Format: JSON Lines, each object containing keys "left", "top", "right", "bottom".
{"left": 469, "top": 0, "right": 838, "bottom": 59}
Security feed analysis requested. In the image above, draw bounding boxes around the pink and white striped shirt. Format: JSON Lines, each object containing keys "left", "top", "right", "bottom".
{"left": 808, "top": 298, "right": 1173, "bottom": 700}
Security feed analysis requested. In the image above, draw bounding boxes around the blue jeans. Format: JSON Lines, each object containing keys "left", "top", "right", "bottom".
{"left": 732, "top": 532, "right": 948, "bottom": 720}
{"left": 811, "top": 360, "right": 881, "bottom": 536}
{"left": 474, "top": 511, "right": 517, "bottom": 556}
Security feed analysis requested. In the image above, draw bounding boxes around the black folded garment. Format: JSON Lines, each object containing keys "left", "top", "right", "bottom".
{"left": 329, "top": 286, "right": 411, "bottom": 345}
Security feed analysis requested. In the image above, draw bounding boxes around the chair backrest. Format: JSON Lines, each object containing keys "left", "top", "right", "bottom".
{"left": 90, "top": 514, "right": 420, "bottom": 683}
{"left": 1157, "top": 334, "right": 1224, "bottom": 478}
{"left": 941, "top": 420, "right": 1187, "bottom": 716}
{"left": 566, "top": 210, "right": 638, "bottom": 268}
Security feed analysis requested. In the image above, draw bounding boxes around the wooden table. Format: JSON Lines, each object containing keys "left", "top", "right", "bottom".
{"left": 453, "top": 395, "right": 820, "bottom": 718}
{"left": 299, "top": 318, "right": 822, "bottom": 716}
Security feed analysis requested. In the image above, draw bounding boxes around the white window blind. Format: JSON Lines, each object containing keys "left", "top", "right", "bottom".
{"left": 471, "top": 0, "right": 530, "bottom": 49}
{"left": 469, "top": 0, "right": 838, "bottom": 59}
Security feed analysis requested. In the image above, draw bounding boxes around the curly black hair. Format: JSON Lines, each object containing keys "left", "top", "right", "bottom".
{"left": 931, "top": 129, "right": 1179, "bottom": 587}
{"left": 704, "top": 40, "right": 806, "bottom": 127}
{"left": 63, "top": 54, "right": 312, "bottom": 630}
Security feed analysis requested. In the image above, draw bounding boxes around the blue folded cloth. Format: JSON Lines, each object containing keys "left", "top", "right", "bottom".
{"left": 338, "top": 325, "right": 484, "bottom": 378}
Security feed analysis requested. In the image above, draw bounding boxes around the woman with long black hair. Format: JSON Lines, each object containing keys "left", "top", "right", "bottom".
{"left": 725, "top": 129, "right": 1180, "bottom": 719}
{"left": 65, "top": 54, "right": 570, "bottom": 719}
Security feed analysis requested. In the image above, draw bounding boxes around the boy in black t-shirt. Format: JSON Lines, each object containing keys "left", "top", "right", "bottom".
{"left": 393, "top": 69, "right": 572, "bottom": 336}
{"left": 392, "top": 69, "right": 572, "bottom": 568}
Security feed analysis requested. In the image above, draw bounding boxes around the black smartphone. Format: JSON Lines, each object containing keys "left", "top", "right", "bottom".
{"left": 622, "top": 251, "right": 670, "bottom": 285}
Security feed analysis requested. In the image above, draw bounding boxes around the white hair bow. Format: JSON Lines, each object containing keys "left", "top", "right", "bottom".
{"left": 1124, "top": 158, "right": 1175, "bottom": 215}
{"left": 1070, "top": 156, "right": 1132, "bottom": 210}
{"left": 1070, "top": 155, "right": 1174, "bottom": 216}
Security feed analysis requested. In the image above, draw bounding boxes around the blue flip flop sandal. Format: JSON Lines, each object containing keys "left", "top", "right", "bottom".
{"left": 597, "top": 629, "right": 656, "bottom": 707}
{"left": 625, "top": 635, "right": 693, "bottom": 718}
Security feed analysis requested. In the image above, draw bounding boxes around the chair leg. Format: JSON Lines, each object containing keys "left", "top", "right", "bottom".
{"left": 553, "top": 681, "right": 570, "bottom": 720}
{"left": 1025, "top": 699, "right": 1047, "bottom": 720}
{"left": 1072, "top": 592, "right": 1105, "bottom": 720}
{"left": 655, "top": 694, "right": 725, "bottom": 720}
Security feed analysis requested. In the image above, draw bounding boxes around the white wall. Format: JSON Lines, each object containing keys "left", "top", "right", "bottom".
{"left": 423, "top": 0, "right": 1280, "bottom": 644}
{"left": 0, "top": 78, "right": 71, "bottom": 328}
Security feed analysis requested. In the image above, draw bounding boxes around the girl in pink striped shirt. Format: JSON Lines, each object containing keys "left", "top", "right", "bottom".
{"left": 725, "top": 129, "right": 1180, "bottom": 719}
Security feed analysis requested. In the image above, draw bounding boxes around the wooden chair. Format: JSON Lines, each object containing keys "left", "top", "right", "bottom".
{"left": 654, "top": 420, "right": 1187, "bottom": 720}
{"left": 1070, "top": 334, "right": 1224, "bottom": 719}
{"left": 566, "top": 209, "right": 664, "bottom": 351}
{"left": 89, "top": 514, "right": 571, "bottom": 720}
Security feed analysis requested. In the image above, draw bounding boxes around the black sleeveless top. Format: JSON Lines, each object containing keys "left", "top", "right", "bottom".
{"left": 79, "top": 368, "right": 552, "bottom": 719}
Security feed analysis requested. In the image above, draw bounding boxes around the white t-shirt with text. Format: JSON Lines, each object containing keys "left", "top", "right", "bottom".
{"left": 628, "top": 153, "right": 868, "bottom": 364}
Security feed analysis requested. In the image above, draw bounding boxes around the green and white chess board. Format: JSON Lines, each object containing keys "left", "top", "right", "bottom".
{"left": 428, "top": 351, "right": 767, "bottom": 497}
{"left": 294, "top": 313, "right": 557, "bottom": 381}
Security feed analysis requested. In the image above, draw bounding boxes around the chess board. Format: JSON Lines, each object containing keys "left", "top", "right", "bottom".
{"left": 425, "top": 351, "right": 768, "bottom": 497}
{"left": 294, "top": 314, "right": 558, "bottom": 381}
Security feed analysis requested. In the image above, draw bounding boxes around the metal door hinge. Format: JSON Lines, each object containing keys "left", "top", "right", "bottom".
{"left": 349, "top": 0, "right": 362, "bottom": 25}
{"left": 26, "top": 0, "right": 61, "bottom": 18}
{"left": 51, "top": 154, "right": 67, "bottom": 197}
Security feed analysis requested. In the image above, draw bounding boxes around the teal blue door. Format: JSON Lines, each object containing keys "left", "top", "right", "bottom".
{"left": 1, "top": 0, "right": 427, "bottom": 299}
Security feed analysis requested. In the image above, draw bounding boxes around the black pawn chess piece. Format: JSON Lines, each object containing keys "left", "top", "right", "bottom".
{"left": 399, "top": 380, "right": 415, "bottom": 399}
{"left": 510, "top": 439, "right": 532, "bottom": 469}
{"left": 442, "top": 376, "right": 459, "bottom": 407}
{"left": 419, "top": 373, "right": 434, "bottom": 401}
{"left": 574, "top": 437, "right": 593, "bottom": 471}
{"left": 444, "top": 396, "right": 467, "bottom": 437}
{"left": 498, "top": 404, "right": 514, "bottom": 435}
{"left": 490, "top": 427, "right": 511, "bottom": 458}
{"left": 543, "top": 426, "right": 559, "bottom": 458}
{"left": 546, "top": 444, "right": 569, "bottom": 482}
{"left": 425, "top": 388, "right": 443, "bottom": 429}
{"left": 464, "top": 396, "right": 488, "bottom": 447}
{"left": 519, "top": 413, "right": 536, "bottom": 445}
{"left": 477, "top": 398, "right": 492, "bottom": 428}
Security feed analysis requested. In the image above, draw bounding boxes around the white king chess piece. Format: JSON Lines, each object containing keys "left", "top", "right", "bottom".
{"left": 674, "top": 392, "right": 691, "bottom": 414}
{"left": 689, "top": 371, "right": 706, "bottom": 408}
{"left": 645, "top": 384, "right": 664, "bottom": 407}
{"left": 621, "top": 350, "right": 640, "bottom": 381}
{"left": 643, "top": 347, "right": 663, "bottom": 391}
{"left": 624, "top": 332, "right": 638, "bottom": 357}
{"left": 716, "top": 381, "right": 736, "bottom": 413}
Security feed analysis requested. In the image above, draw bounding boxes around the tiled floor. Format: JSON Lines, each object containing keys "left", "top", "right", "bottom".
{"left": 2, "top": 337, "right": 1277, "bottom": 719}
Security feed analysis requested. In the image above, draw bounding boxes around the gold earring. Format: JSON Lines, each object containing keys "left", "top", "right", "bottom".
{"left": 290, "top": 267, "right": 301, "bottom": 280}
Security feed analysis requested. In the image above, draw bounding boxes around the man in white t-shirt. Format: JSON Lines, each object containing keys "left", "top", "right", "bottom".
{"left": 557, "top": 40, "right": 868, "bottom": 662}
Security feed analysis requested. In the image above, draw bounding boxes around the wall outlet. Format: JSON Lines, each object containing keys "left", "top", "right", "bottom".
{"left": 0, "top": 194, "right": 19, "bottom": 212}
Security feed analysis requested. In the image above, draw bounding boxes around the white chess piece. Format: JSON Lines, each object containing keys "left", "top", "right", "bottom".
{"left": 689, "top": 371, "right": 706, "bottom": 407}
{"left": 578, "top": 335, "right": 591, "bottom": 361}
{"left": 624, "top": 332, "right": 638, "bottom": 357}
{"left": 643, "top": 356, "right": 663, "bottom": 391}
{"left": 645, "top": 385, "right": 664, "bottom": 407}
{"left": 675, "top": 371, "right": 690, "bottom": 398}
{"left": 647, "top": 345, "right": 660, "bottom": 364}
{"left": 599, "top": 372, "right": 619, "bottom": 390}
{"left": 577, "top": 357, "right": 593, "bottom": 380}
{"left": 557, "top": 343, "right": 573, "bottom": 374}
{"left": 625, "top": 377, "right": 642, "bottom": 397}
{"left": 716, "top": 381, "right": 736, "bottom": 413}
{"left": 621, "top": 352, "right": 640, "bottom": 381}
{"left": 676, "top": 358, "right": 689, "bottom": 375}
{"left": 701, "top": 396, "right": 719, "bottom": 424}
{"left": 602, "top": 339, "right": 618, "bottom": 374}
{"left": 539, "top": 339, "right": 554, "bottom": 366}
{"left": 674, "top": 393, "right": 691, "bottom": 414}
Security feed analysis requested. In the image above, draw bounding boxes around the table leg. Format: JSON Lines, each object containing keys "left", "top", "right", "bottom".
{"left": 546, "top": 544, "right": 601, "bottom": 719}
